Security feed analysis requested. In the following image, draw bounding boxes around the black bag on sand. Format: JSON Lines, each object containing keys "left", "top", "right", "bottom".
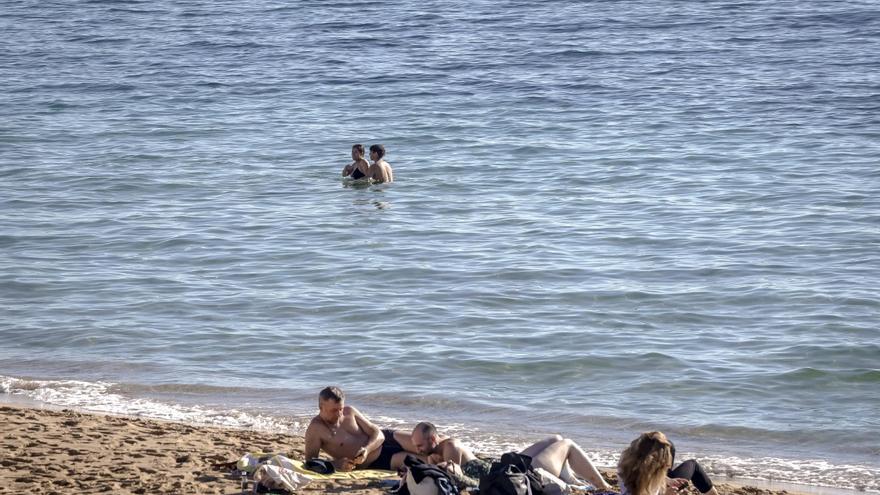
{"left": 478, "top": 452, "right": 545, "bottom": 495}
{"left": 393, "top": 454, "right": 460, "bottom": 495}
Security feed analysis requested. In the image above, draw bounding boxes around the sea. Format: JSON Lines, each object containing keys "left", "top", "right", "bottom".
{"left": 1, "top": 0, "right": 878, "bottom": 492}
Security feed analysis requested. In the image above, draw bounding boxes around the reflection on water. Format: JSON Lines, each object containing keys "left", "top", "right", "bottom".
{"left": 342, "top": 178, "right": 372, "bottom": 189}
{"left": 343, "top": 178, "right": 392, "bottom": 210}
{"left": 351, "top": 197, "right": 391, "bottom": 210}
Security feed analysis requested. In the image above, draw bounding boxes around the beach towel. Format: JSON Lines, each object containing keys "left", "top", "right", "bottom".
{"left": 233, "top": 452, "right": 396, "bottom": 480}
{"left": 289, "top": 458, "right": 396, "bottom": 480}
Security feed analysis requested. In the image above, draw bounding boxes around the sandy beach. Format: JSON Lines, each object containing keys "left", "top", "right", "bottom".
{"left": 0, "top": 403, "right": 808, "bottom": 495}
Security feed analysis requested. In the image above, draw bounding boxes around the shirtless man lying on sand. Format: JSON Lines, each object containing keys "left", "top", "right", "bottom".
{"left": 303, "top": 386, "right": 406, "bottom": 471}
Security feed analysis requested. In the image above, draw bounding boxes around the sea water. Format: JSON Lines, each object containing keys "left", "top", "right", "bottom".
{"left": 1, "top": 0, "right": 878, "bottom": 491}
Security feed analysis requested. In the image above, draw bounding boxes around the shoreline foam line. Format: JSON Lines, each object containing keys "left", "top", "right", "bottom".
{"left": 2, "top": 374, "right": 878, "bottom": 493}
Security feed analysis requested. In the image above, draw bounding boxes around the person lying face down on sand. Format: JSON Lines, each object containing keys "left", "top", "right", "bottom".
{"left": 618, "top": 431, "right": 719, "bottom": 495}
{"left": 303, "top": 386, "right": 407, "bottom": 472}
{"left": 342, "top": 144, "right": 371, "bottom": 180}
{"left": 390, "top": 422, "right": 612, "bottom": 490}
{"left": 368, "top": 144, "right": 394, "bottom": 183}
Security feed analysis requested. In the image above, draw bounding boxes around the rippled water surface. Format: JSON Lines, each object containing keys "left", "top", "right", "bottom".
{"left": 2, "top": 0, "right": 879, "bottom": 491}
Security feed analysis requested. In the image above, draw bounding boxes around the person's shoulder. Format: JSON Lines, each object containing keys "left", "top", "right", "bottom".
{"left": 306, "top": 415, "right": 326, "bottom": 433}
{"left": 343, "top": 405, "right": 373, "bottom": 425}
{"left": 442, "top": 437, "right": 465, "bottom": 450}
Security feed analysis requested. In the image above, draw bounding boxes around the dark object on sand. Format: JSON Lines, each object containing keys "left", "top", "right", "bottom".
{"left": 304, "top": 458, "right": 336, "bottom": 474}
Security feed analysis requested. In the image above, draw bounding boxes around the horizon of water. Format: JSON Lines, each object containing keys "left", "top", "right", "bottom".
{"left": 2, "top": 0, "right": 879, "bottom": 492}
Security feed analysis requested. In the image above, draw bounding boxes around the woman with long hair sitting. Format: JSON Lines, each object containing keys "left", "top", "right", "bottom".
{"left": 618, "top": 432, "right": 718, "bottom": 495}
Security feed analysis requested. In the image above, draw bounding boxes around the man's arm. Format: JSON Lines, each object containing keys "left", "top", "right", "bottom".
{"left": 303, "top": 420, "right": 323, "bottom": 460}
{"left": 349, "top": 406, "right": 385, "bottom": 464}
{"left": 393, "top": 430, "right": 418, "bottom": 454}
{"left": 442, "top": 439, "right": 475, "bottom": 464}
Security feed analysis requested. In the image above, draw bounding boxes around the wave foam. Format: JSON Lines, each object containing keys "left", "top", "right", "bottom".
{"left": 0, "top": 375, "right": 302, "bottom": 433}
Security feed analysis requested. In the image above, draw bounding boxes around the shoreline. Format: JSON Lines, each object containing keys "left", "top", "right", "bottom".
{"left": 0, "top": 401, "right": 863, "bottom": 495}
{"left": 3, "top": 375, "right": 877, "bottom": 493}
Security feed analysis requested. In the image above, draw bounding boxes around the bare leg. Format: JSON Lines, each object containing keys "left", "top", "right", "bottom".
{"left": 389, "top": 451, "right": 419, "bottom": 471}
{"left": 530, "top": 439, "right": 611, "bottom": 490}
{"left": 521, "top": 435, "right": 580, "bottom": 483}
{"left": 559, "top": 461, "right": 578, "bottom": 484}
{"left": 520, "top": 434, "right": 564, "bottom": 458}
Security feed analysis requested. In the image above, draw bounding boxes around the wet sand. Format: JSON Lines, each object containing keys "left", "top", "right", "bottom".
{"left": 0, "top": 404, "right": 803, "bottom": 495}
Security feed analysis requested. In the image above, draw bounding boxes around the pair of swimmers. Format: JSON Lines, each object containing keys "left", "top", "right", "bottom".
{"left": 303, "top": 387, "right": 718, "bottom": 495}
{"left": 342, "top": 144, "right": 394, "bottom": 183}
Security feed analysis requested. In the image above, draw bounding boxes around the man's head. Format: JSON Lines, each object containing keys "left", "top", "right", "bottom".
{"left": 318, "top": 386, "right": 345, "bottom": 424}
{"left": 411, "top": 422, "right": 439, "bottom": 455}
{"left": 369, "top": 144, "right": 385, "bottom": 161}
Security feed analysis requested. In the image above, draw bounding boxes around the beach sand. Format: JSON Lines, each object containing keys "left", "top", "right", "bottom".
{"left": 0, "top": 404, "right": 797, "bottom": 495}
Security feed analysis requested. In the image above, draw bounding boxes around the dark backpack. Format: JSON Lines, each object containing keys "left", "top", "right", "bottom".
{"left": 478, "top": 452, "right": 545, "bottom": 495}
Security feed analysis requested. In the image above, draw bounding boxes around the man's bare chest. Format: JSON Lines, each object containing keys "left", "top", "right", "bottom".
{"left": 323, "top": 421, "right": 365, "bottom": 449}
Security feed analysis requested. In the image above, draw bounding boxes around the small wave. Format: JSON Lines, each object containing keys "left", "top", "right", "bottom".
{"left": 12, "top": 82, "right": 138, "bottom": 93}
{"left": 107, "top": 7, "right": 167, "bottom": 14}
{"left": 546, "top": 49, "right": 608, "bottom": 58}
{"left": 796, "top": 11, "right": 880, "bottom": 27}
{"left": 0, "top": 375, "right": 298, "bottom": 432}
{"left": 0, "top": 234, "right": 21, "bottom": 247}
{"left": 83, "top": 37, "right": 131, "bottom": 45}
{"left": 181, "top": 41, "right": 275, "bottom": 49}
{"left": 777, "top": 367, "right": 880, "bottom": 384}
{"left": 698, "top": 455, "right": 880, "bottom": 493}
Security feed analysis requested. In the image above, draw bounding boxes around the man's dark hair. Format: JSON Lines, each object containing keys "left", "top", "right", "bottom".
{"left": 369, "top": 144, "right": 385, "bottom": 159}
{"left": 352, "top": 144, "right": 365, "bottom": 156}
{"left": 319, "top": 386, "right": 344, "bottom": 402}
{"left": 415, "top": 421, "right": 437, "bottom": 437}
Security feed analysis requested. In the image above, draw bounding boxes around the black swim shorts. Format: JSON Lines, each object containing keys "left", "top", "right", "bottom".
{"left": 369, "top": 429, "right": 404, "bottom": 471}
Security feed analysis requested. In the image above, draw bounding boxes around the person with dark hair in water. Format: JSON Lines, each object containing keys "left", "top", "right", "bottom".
{"left": 342, "top": 144, "right": 370, "bottom": 180}
{"left": 368, "top": 144, "right": 394, "bottom": 183}
{"left": 304, "top": 386, "right": 406, "bottom": 472}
